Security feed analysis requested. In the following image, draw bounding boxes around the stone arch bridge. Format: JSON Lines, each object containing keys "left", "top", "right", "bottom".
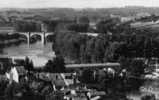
{"left": 14, "top": 32, "right": 54, "bottom": 46}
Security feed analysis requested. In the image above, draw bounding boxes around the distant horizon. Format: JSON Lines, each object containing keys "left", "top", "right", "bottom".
{"left": 1, "top": 6, "right": 159, "bottom": 10}
{"left": 0, "top": 0, "right": 159, "bottom": 9}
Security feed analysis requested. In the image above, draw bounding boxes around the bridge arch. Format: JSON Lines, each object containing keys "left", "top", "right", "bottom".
{"left": 30, "top": 33, "right": 41, "bottom": 41}
{"left": 45, "top": 32, "right": 54, "bottom": 42}
{"left": 30, "top": 32, "right": 45, "bottom": 44}
{"left": 18, "top": 32, "right": 30, "bottom": 45}
{"left": 45, "top": 32, "right": 54, "bottom": 37}
{"left": 10, "top": 32, "right": 54, "bottom": 46}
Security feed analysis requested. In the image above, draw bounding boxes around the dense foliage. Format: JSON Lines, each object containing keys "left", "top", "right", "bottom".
{"left": 53, "top": 30, "right": 159, "bottom": 64}
{"left": 14, "top": 21, "right": 41, "bottom": 32}
{"left": 79, "top": 58, "right": 146, "bottom": 90}
{"left": 24, "top": 57, "right": 34, "bottom": 71}
{"left": 44, "top": 55, "right": 66, "bottom": 73}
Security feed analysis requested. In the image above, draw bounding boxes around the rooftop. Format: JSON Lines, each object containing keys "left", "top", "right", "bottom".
{"left": 36, "top": 73, "right": 74, "bottom": 86}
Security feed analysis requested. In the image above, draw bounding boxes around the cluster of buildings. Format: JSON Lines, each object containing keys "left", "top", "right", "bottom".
{"left": 2, "top": 56, "right": 159, "bottom": 99}
{"left": 0, "top": 57, "right": 116, "bottom": 100}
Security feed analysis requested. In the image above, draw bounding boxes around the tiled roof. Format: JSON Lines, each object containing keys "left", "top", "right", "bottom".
{"left": 36, "top": 73, "right": 69, "bottom": 86}
{"left": 15, "top": 66, "right": 27, "bottom": 75}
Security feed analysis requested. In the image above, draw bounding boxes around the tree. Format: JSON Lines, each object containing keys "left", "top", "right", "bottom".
{"left": 28, "top": 60, "right": 34, "bottom": 71}
{"left": 103, "top": 41, "right": 121, "bottom": 62}
{"left": 85, "top": 37, "right": 95, "bottom": 63}
{"left": 120, "top": 59, "right": 146, "bottom": 91}
{"left": 80, "top": 69, "right": 94, "bottom": 83}
{"left": 43, "top": 20, "right": 59, "bottom": 32}
{"left": 53, "top": 55, "right": 65, "bottom": 73}
{"left": 14, "top": 21, "right": 41, "bottom": 32}
{"left": 94, "top": 38, "right": 105, "bottom": 63}
{"left": 96, "top": 18, "right": 119, "bottom": 34}
{"left": 129, "top": 60, "right": 145, "bottom": 77}
{"left": 5, "top": 82, "right": 22, "bottom": 100}
{"left": 0, "top": 58, "right": 12, "bottom": 74}
{"left": 78, "top": 16, "right": 90, "bottom": 25}
{"left": 45, "top": 60, "right": 54, "bottom": 72}
{"left": 44, "top": 55, "right": 65, "bottom": 73}
{"left": 67, "top": 23, "right": 89, "bottom": 32}
{"left": 24, "top": 57, "right": 34, "bottom": 71}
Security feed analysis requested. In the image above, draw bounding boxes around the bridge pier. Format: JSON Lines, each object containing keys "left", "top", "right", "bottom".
{"left": 41, "top": 32, "right": 46, "bottom": 46}
{"left": 27, "top": 32, "right": 31, "bottom": 47}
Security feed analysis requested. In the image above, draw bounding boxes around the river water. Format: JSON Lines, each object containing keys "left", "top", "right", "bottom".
{"left": 0, "top": 41, "right": 55, "bottom": 67}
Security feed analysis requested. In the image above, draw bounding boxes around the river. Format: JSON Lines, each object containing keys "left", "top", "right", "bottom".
{"left": 0, "top": 41, "right": 55, "bottom": 67}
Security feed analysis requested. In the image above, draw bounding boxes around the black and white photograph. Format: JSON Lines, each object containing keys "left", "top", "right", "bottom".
{"left": 1, "top": 0, "right": 159, "bottom": 100}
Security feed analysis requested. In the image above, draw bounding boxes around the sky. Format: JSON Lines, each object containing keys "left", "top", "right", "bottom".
{"left": 0, "top": 0, "right": 159, "bottom": 8}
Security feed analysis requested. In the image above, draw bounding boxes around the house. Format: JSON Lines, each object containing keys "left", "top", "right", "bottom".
{"left": 63, "top": 89, "right": 106, "bottom": 100}
{"left": 36, "top": 73, "right": 79, "bottom": 87}
{"left": 6, "top": 67, "right": 19, "bottom": 83}
{"left": 9, "top": 56, "right": 25, "bottom": 65}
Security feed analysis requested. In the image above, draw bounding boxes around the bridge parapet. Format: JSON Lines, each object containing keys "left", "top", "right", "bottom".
{"left": 30, "top": 32, "right": 44, "bottom": 37}
{"left": 45, "top": 32, "right": 54, "bottom": 37}
{"left": 18, "top": 32, "right": 30, "bottom": 36}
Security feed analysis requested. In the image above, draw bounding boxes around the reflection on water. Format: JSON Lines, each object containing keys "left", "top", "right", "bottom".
{"left": 1, "top": 42, "right": 55, "bottom": 67}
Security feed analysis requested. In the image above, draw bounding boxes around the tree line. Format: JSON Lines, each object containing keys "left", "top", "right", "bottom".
{"left": 14, "top": 21, "right": 41, "bottom": 32}
{"left": 14, "top": 20, "right": 59, "bottom": 32}
{"left": 53, "top": 30, "right": 159, "bottom": 64}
